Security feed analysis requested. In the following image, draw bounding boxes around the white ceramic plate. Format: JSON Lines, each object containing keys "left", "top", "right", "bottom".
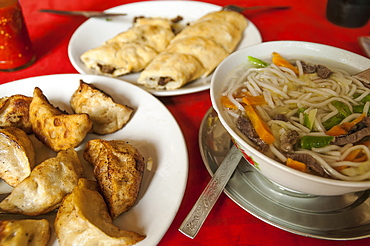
{"left": 0, "top": 74, "right": 188, "bottom": 246}
{"left": 68, "top": 0, "right": 262, "bottom": 96}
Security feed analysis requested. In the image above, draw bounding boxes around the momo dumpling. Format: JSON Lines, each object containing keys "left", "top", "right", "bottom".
{"left": 0, "top": 148, "right": 84, "bottom": 216}
{"left": 55, "top": 178, "right": 145, "bottom": 246}
{"left": 29, "top": 87, "right": 92, "bottom": 152}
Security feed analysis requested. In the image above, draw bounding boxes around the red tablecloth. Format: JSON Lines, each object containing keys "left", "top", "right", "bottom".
{"left": 1, "top": 0, "right": 370, "bottom": 245}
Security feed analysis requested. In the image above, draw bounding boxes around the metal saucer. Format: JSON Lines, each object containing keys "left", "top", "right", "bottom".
{"left": 199, "top": 107, "right": 370, "bottom": 240}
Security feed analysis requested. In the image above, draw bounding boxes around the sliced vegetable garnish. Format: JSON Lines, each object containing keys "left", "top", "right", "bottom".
{"left": 344, "top": 148, "right": 366, "bottom": 162}
{"left": 326, "top": 113, "right": 366, "bottom": 136}
{"left": 221, "top": 95, "right": 238, "bottom": 109}
{"left": 300, "top": 135, "right": 334, "bottom": 149}
{"left": 341, "top": 113, "right": 365, "bottom": 131}
{"left": 354, "top": 93, "right": 370, "bottom": 103}
{"left": 303, "top": 108, "right": 317, "bottom": 131}
{"left": 244, "top": 105, "right": 275, "bottom": 144}
{"left": 322, "top": 114, "right": 345, "bottom": 130}
{"left": 271, "top": 52, "right": 299, "bottom": 75}
{"left": 332, "top": 101, "right": 351, "bottom": 117}
{"left": 242, "top": 94, "right": 267, "bottom": 106}
{"left": 248, "top": 56, "right": 269, "bottom": 68}
{"left": 297, "top": 108, "right": 307, "bottom": 113}
{"left": 325, "top": 124, "right": 348, "bottom": 136}
{"left": 286, "top": 158, "right": 307, "bottom": 172}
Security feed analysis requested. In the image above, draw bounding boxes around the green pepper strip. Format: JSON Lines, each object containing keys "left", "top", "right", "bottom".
{"left": 332, "top": 101, "right": 351, "bottom": 117}
{"left": 248, "top": 56, "right": 269, "bottom": 68}
{"left": 322, "top": 114, "right": 344, "bottom": 130}
{"left": 353, "top": 93, "right": 370, "bottom": 103}
{"left": 300, "top": 135, "right": 334, "bottom": 150}
{"left": 322, "top": 101, "right": 352, "bottom": 130}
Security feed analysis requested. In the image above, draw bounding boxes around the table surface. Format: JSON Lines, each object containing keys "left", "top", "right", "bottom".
{"left": 1, "top": 0, "right": 370, "bottom": 245}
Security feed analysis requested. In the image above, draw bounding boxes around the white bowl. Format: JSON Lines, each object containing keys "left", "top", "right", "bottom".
{"left": 210, "top": 41, "right": 370, "bottom": 196}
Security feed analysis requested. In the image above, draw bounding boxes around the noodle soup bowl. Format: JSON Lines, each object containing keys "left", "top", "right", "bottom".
{"left": 210, "top": 41, "right": 370, "bottom": 196}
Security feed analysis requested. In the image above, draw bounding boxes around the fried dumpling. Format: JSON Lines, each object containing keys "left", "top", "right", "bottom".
{"left": 197, "top": 10, "right": 248, "bottom": 33}
{"left": 70, "top": 80, "right": 133, "bottom": 135}
{"left": 0, "top": 94, "right": 33, "bottom": 134}
{"left": 106, "top": 17, "right": 174, "bottom": 53}
{"left": 0, "top": 127, "right": 35, "bottom": 187}
{"left": 55, "top": 178, "right": 146, "bottom": 246}
{"left": 0, "top": 148, "right": 84, "bottom": 216}
{"left": 0, "top": 219, "right": 50, "bottom": 246}
{"left": 80, "top": 17, "right": 175, "bottom": 77}
{"left": 137, "top": 52, "right": 205, "bottom": 90}
{"left": 81, "top": 42, "right": 158, "bottom": 77}
{"left": 170, "top": 11, "right": 247, "bottom": 53}
{"left": 29, "top": 87, "right": 92, "bottom": 152}
{"left": 137, "top": 10, "right": 247, "bottom": 90}
{"left": 165, "top": 36, "right": 229, "bottom": 77}
{"left": 83, "top": 139, "right": 145, "bottom": 219}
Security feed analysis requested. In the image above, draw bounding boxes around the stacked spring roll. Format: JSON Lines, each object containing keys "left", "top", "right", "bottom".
{"left": 80, "top": 17, "right": 175, "bottom": 77}
{"left": 138, "top": 10, "right": 248, "bottom": 90}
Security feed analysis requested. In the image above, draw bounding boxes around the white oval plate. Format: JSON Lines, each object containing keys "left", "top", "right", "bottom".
{"left": 68, "top": 0, "right": 262, "bottom": 96}
{"left": 0, "top": 74, "right": 188, "bottom": 246}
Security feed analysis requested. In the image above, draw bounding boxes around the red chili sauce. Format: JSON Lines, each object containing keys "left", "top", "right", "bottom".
{"left": 0, "top": 0, "right": 35, "bottom": 71}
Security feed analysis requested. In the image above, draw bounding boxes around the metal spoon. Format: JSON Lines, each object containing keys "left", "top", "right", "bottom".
{"left": 39, "top": 9, "right": 126, "bottom": 18}
{"left": 222, "top": 4, "right": 291, "bottom": 12}
{"left": 179, "top": 145, "right": 242, "bottom": 238}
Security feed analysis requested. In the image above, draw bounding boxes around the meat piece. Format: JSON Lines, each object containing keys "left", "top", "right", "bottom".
{"left": 171, "top": 15, "right": 183, "bottom": 23}
{"left": 0, "top": 148, "right": 84, "bottom": 216}
{"left": 0, "top": 127, "right": 35, "bottom": 187}
{"left": 272, "top": 114, "right": 289, "bottom": 122}
{"left": 300, "top": 61, "right": 333, "bottom": 79}
{"left": 300, "top": 61, "right": 316, "bottom": 74}
{"left": 361, "top": 116, "right": 370, "bottom": 127}
{"left": 333, "top": 127, "right": 370, "bottom": 146}
{"left": 0, "top": 94, "right": 33, "bottom": 133}
{"left": 55, "top": 178, "right": 145, "bottom": 246}
{"left": 0, "top": 219, "right": 50, "bottom": 246}
{"left": 70, "top": 80, "right": 133, "bottom": 135}
{"left": 98, "top": 64, "right": 116, "bottom": 74}
{"left": 316, "top": 64, "right": 333, "bottom": 79}
{"left": 158, "top": 77, "right": 174, "bottom": 86}
{"left": 236, "top": 115, "right": 269, "bottom": 152}
{"left": 29, "top": 87, "right": 92, "bottom": 152}
{"left": 288, "top": 153, "right": 327, "bottom": 176}
{"left": 280, "top": 130, "right": 299, "bottom": 153}
{"left": 83, "top": 139, "right": 145, "bottom": 219}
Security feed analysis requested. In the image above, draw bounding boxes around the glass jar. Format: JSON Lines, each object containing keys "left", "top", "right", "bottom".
{"left": 326, "top": 0, "right": 370, "bottom": 28}
{"left": 0, "top": 0, "right": 35, "bottom": 71}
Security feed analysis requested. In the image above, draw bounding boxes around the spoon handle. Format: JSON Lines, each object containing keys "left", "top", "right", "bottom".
{"left": 359, "top": 36, "right": 370, "bottom": 58}
{"left": 179, "top": 145, "right": 242, "bottom": 238}
{"left": 39, "top": 9, "right": 126, "bottom": 18}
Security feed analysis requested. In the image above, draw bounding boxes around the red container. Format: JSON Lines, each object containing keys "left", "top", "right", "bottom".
{"left": 0, "top": 0, "right": 35, "bottom": 71}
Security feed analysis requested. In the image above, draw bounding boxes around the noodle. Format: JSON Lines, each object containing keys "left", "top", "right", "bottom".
{"left": 222, "top": 55, "right": 370, "bottom": 181}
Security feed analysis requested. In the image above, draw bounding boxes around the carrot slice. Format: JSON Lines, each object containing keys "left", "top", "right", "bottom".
{"left": 341, "top": 113, "right": 365, "bottom": 131}
{"left": 334, "top": 165, "right": 348, "bottom": 172}
{"left": 286, "top": 158, "right": 307, "bottom": 172}
{"left": 244, "top": 105, "right": 275, "bottom": 144}
{"left": 326, "top": 125, "right": 348, "bottom": 136}
{"left": 326, "top": 113, "right": 366, "bottom": 136}
{"left": 221, "top": 95, "right": 238, "bottom": 109}
{"left": 272, "top": 52, "right": 299, "bottom": 75}
{"left": 242, "top": 95, "right": 267, "bottom": 106}
{"left": 344, "top": 148, "right": 363, "bottom": 161}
